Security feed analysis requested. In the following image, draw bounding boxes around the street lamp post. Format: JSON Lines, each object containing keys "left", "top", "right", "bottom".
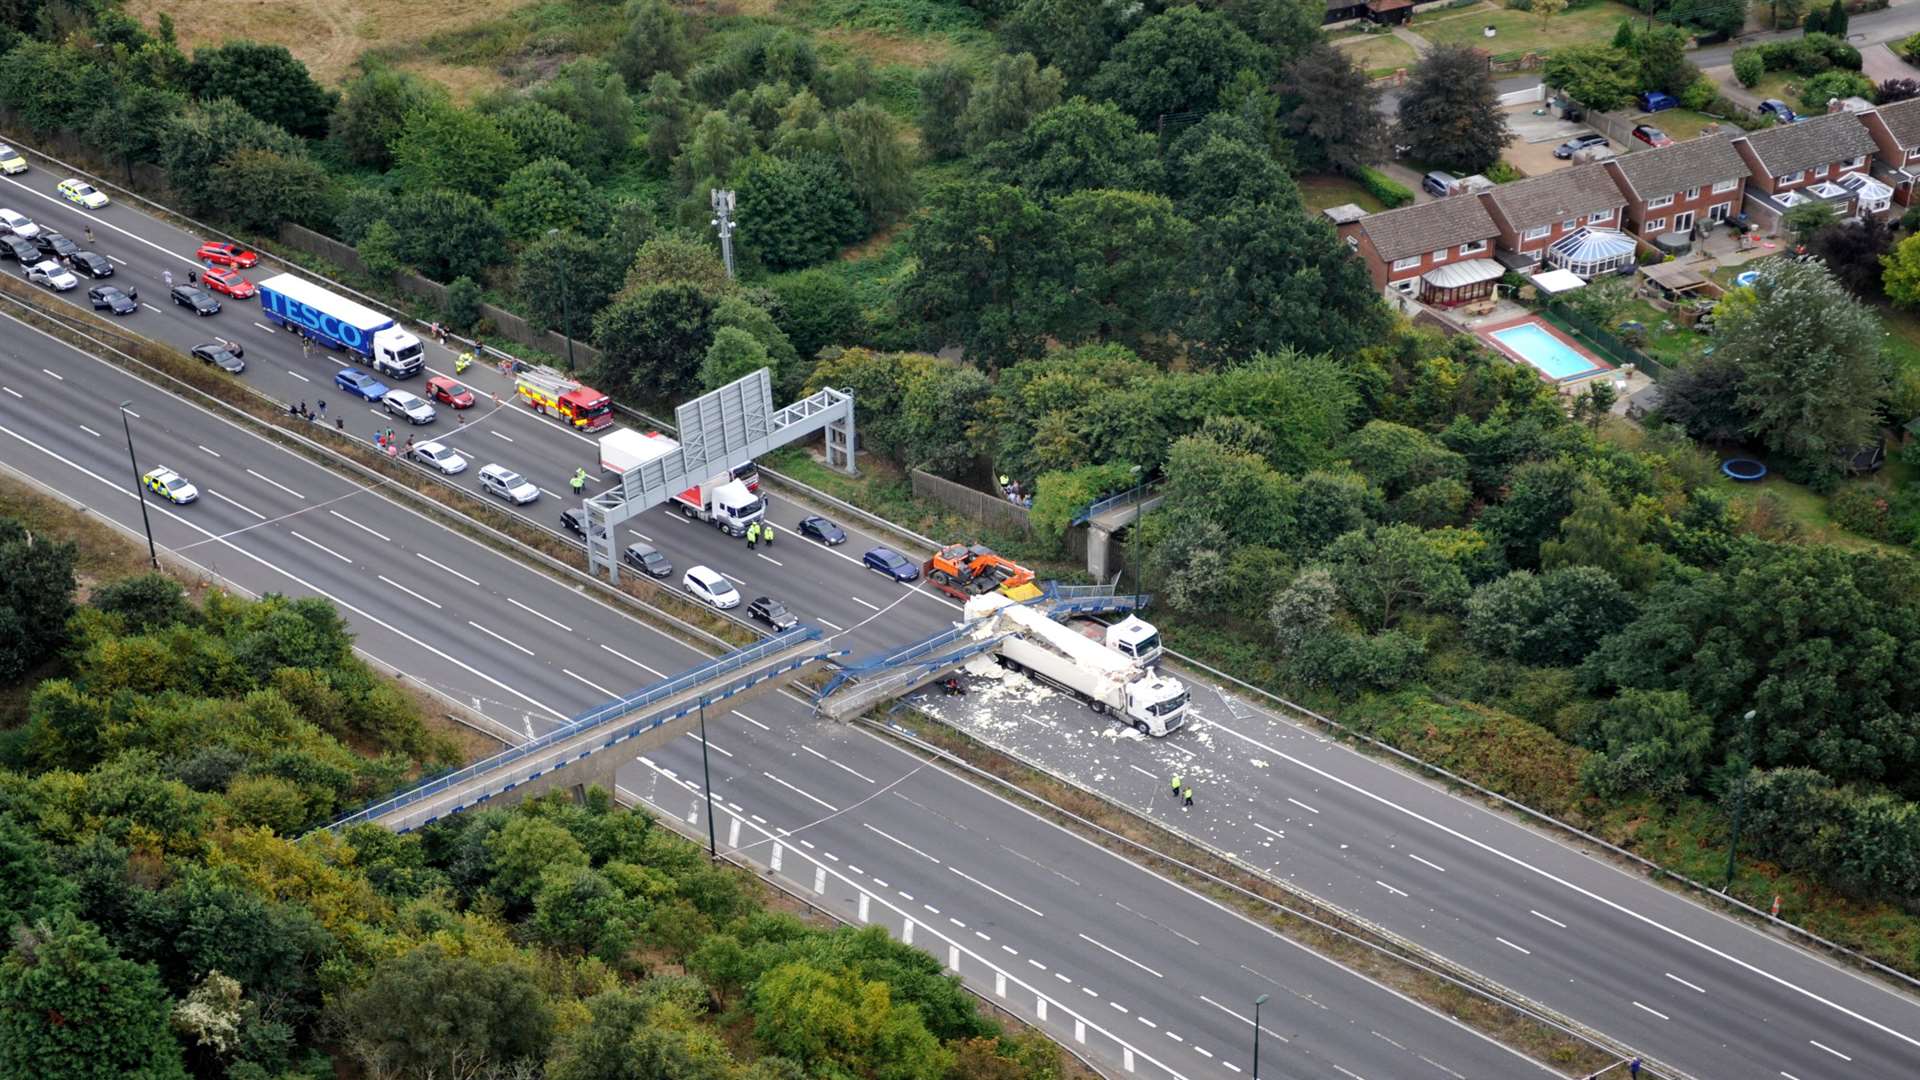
{"left": 119, "top": 401, "right": 157, "bottom": 568}
{"left": 547, "top": 229, "right": 576, "bottom": 374}
{"left": 1723, "top": 708, "right": 1758, "bottom": 892}
{"left": 698, "top": 696, "right": 718, "bottom": 859}
{"left": 1252, "top": 993, "right": 1269, "bottom": 1078}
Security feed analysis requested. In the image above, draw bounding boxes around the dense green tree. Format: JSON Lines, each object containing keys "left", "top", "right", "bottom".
{"left": 1052, "top": 189, "right": 1188, "bottom": 349}
{"left": 770, "top": 268, "right": 863, "bottom": 360}
{"left": 494, "top": 157, "right": 608, "bottom": 241}
{"left": 205, "top": 147, "right": 335, "bottom": 232}
{"left": 1540, "top": 477, "right": 1664, "bottom": 591}
{"left": 749, "top": 961, "right": 951, "bottom": 1080}
{"left": 625, "top": 230, "right": 733, "bottom": 294}
{"left": 986, "top": 98, "right": 1162, "bottom": 198}
{"left": 613, "top": 0, "right": 692, "bottom": 86}
{"left": 734, "top": 153, "right": 865, "bottom": 270}
{"left": 531, "top": 58, "right": 634, "bottom": 173}
{"left": 1714, "top": 260, "right": 1890, "bottom": 472}
{"left": 1668, "top": 0, "right": 1749, "bottom": 36}
{"left": 331, "top": 65, "right": 442, "bottom": 168}
{"left": 82, "top": 82, "right": 179, "bottom": 187}
{"left": 1544, "top": 45, "right": 1639, "bottom": 113}
{"left": 960, "top": 52, "right": 1065, "bottom": 156}
{"left": 1279, "top": 44, "right": 1386, "bottom": 175}
{"left": 549, "top": 988, "right": 734, "bottom": 1080}
{"left": 1633, "top": 23, "right": 1698, "bottom": 96}
{"left": 711, "top": 296, "right": 800, "bottom": 379}
{"left": 516, "top": 230, "right": 625, "bottom": 336}
{"left": 1325, "top": 524, "right": 1469, "bottom": 630}
{"left": 1090, "top": 7, "right": 1268, "bottom": 123}
{"left": 1477, "top": 457, "right": 1583, "bottom": 569}
{"left": 0, "top": 814, "right": 73, "bottom": 930}
{"left": 160, "top": 98, "right": 303, "bottom": 215}
{"left": 392, "top": 103, "right": 518, "bottom": 198}
{"left": 1167, "top": 198, "right": 1388, "bottom": 364}
{"left": 915, "top": 63, "right": 973, "bottom": 161}
{"left": 487, "top": 815, "right": 589, "bottom": 909}
{"left": 674, "top": 109, "right": 758, "bottom": 196}
{"left": 0, "top": 915, "right": 186, "bottom": 1079}
{"left": 1002, "top": 0, "right": 1124, "bottom": 82}
{"left": 804, "top": 349, "right": 987, "bottom": 471}
{"left": 832, "top": 102, "right": 917, "bottom": 225}
{"left": 1165, "top": 125, "right": 1296, "bottom": 220}
{"left": 493, "top": 97, "right": 590, "bottom": 169}
{"left": 388, "top": 188, "right": 506, "bottom": 282}
{"left": 0, "top": 42, "right": 112, "bottom": 135}
{"left": 1582, "top": 688, "right": 1716, "bottom": 800}
{"left": 594, "top": 283, "right": 721, "bottom": 400}
{"left": 1465, "top": 565, "right": 1637, "bottom": 665}
{"left": 187, "top": 41, "right": 335, "bottom": 138}
{"left": 90, "top": 574, "right": 191, "bottom": 635}
{"left": 1268, "top": 566, "right": 1339, "bottom": 653}
{"left": 1397, "top": 45, "right": 1512, "bottom": 173}
{"left": 899, "top": 181, "right": 1059, "bottom": 365}
{"left": 330, "top": 946, "right": 553, "bottom": 1077}
{"left": 701, "top": 326, "right": 773, "bottom": 393}
{"left": 1250, "top": 0, "right": 1329, "bottom": 63}
{"left": 1342, "top": 421, "right": 1468, "bottom": 499}
{"left": 0, "top": 516, "right": 76, "bottom": 686}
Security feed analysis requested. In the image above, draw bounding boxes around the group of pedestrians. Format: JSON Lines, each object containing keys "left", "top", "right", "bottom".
{"left": 998, "top": 474, "right": 1033, "bottom": 509}
{"left": 746, "top": 520, "right": 775, "bottom": 548}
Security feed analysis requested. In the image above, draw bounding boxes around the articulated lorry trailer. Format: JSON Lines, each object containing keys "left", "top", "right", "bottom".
{"left": 965, "top": 593, "right": 1189, "bottom": 736}
{"left": 257, "top": 274, "right": 424, "bottom": 379}
{"left": 597, "top": 429, "right": 765, "bottom": 535}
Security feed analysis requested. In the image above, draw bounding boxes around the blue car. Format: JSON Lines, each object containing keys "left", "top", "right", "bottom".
{"left": 334, "top": 368, "right": 389, "bottom": 401}
{"left": 1637, "top": 90, "right": 1679, "bottom": 113}
{"left": 863, "top": 546, "right": 920, "bottom": 583}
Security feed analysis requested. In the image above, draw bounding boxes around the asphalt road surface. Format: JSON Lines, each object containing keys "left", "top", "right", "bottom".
{"left": 6, "top": 161, "right": 1920, "bottom": 1078}
{"left": 0, "top": 308, "right": 1552, "bottom": 1080}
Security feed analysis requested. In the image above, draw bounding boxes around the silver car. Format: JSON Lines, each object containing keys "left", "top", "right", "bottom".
{"left": 382, "top": 389, "right": 436, "bottom": 425}
{"left": 478, "top": 463, "right": 539, "bottom": 504}
{"left": 408, "top": 441, "right": 467, "bottom": 474}
{"left": 25, "top": 258, "right": 76, "bottom": 291}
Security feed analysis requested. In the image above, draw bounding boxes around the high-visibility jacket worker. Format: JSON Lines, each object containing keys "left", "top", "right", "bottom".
{"left": 569, "top": 469, "right": 585, "bottom": 495}
{"left": 456, "top": 351, "right": 474, "bottom": 374}
{"left": 761, "top": 522, "right": 774, "bottom": 545}
{"left": 1171, "top": 773, "right": 1182, "bottom": 798}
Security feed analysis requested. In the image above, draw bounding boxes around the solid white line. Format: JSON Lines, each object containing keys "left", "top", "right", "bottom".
{"left": 1076, "top": 932, "right": 1161, "bottom": 978}
{"left": 1409, "top": 853, "right": 1448, "bottom": 873}
{"left": 686, "top": 732, "right": 732, "bottom": 757}
{"left": 328, "top": 509, "right": 390, "bottom": 542}
{"left": 2, "top": 387, "right": 21, "bottom": 398}
{"left": 1375, "top": 879, "right": 1408, "bottom": 898}
{"left": 1631, "top": 1001, "right": 1670, "bottom": 1021}
{"left": 863, "top": 822, "right": 940, "bottom": 863}
{"left": 1286, "top": 796, "right": 1319, "bottom": 814}
{"left": 732, "top": 710, "right": 769, "bottom": 731}
{"left": 197, "top": 444, "right": 220, "bottom": 457}
{"left": 802, "top": 744, "right": 876, "bottom": 783}
{"left": 1808, "top": 1040, "right": 1851, "bottom": 1062}
{"left": 563, "top": 668, "right": 618, "bottom": 697}
{"left": 1530, "top": 910, "right": 1567, "bottom": 929}
{"left": 207, "top": 489, "right": 265, "bottom": 520}
{"left": 1199, "top": 716, "right": 1920, "bottom": 1055}
{"left": 467, "top": 619, "right": 535, "bottom": 657}
{"left": 0, "top": 416, "right": 566, "bottom": 723}
{"left": 1665, "top": 972, "right": 1706, "bottom": 994}
{"left": 757, "top": 553, "right": 782, "bottom": 566}
{"left": 41, "top": 368, "right": 61, "bottom": 380}
{"left": 1496, "top": 937, "right": 1531, "bottom": 956}
{"left": 853, "top": 596, "right": 880, "bottom": 611}
{"left": 509, "top": 596, "right": 573, "bottom": 632}
{"left": 376, "top": 574, "right": 441, "bottom": 609}
{"left": 761, "top": 770, "right": 837, "bottom": 812}
{"left": 417, "top": 552, "right": 480, "bottom": 586}
{"left": 952, "top": 866, "right": 1048, "bottom": 918}
{"left": 79, "top": 424, "right": 101, "bottom": 437}
{"left": 245, "top": 467, "right": 304, "bottom": 499}
{"left": 253, "top": 321, "right": 273, "bottom": 332}
{"left": 289, "top": 530, "right": 352, "bottom": 564}
{"left": 599, "top": 643, "right": 665, "bottom": 677}
{"left": 287, "top": 370, "right": 310, "bottom": 382}
{"left": 490, "top": 430, "right": 513, "bottom": 442}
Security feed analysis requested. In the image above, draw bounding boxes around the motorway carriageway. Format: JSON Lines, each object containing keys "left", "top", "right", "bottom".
{"left": 9, "top": 167, "right": 1920, "bottom": 1078}
{"left": 0, "top": 310, "right": 1556, "bottom": 1080}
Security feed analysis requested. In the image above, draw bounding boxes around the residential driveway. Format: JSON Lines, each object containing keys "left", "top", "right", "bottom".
{"left": 1862, "top": 42, "right": 1919, "bottom": 85}
{"left": 1503, "top": 104, "right": 1585, "bottom": 178}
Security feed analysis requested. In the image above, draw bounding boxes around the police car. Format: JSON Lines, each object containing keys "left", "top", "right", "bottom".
{"left": 142, "top": 466, "right": 198, "bottom": 504}
{"left": 56, "top": 178, "right": 109, "bottom": 209}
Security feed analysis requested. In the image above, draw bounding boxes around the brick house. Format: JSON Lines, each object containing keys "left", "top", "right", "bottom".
{"left": 1603, "top": 134, "right": 1747, "bottom": 240}
{"left": 1479, "top": 164, "right": 1631, "bottom": 272}
{"left": 1855, "top": 97, "right": 1920, "bottom": 209}
{"left": 1326, "top": 197, "right": 1503, "bottom": 306}
{"left": 1731, "top": 111, "right": 1889, "bottom": 228}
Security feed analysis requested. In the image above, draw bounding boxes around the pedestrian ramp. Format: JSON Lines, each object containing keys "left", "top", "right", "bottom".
{"left": 325, "top": 628, "right": 845, "bottom": 834}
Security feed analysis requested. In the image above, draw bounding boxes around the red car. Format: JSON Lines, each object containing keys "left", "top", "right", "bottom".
{"left": 1631, "top": 124, "right": 1674, "bottom": 149}
{"left": 196, "top": 241, "right": 259, "bottom": 268}
{"left": 425, "top": 375, "right": 475, "bottom": 409}
{"left": 201, "top": 268, "right": 255, "bottom": 299}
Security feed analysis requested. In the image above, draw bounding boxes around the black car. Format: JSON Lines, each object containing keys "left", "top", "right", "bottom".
{"left": 1759, "top": 99, "right": 1800, "bottom": 123}
{"left": 67, "top": 250, "right": 112, "bottom": 278}
{"left": 87, "top": 284, "right": 137, "bottom": 315}
{"left": 559, "top": 507, "right": 608, "bottom": 541}
{"left": 190, "top": 342, "right": 245, "bottom": 373}
{"left": 170, "top": 285, "right": 220, "bottom": 315}
{"left": 31, "top": 231, "right": 80, "bottom": 261}
{"left": 747, "top": 596, "right": 798, "bottom": 631}
{"left": 621, "top": 542, "right": 673, "bottom": 578}
{"left": 798, "top": 515, "right": 846, "bottom": 545}
{"left": 0, "top": 234, "right": 37, "bottom": 262}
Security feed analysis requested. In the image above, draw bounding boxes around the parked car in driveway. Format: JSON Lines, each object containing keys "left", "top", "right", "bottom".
{"left": 1421, "top": 171, "right": 1457, "bottom": 198}
{"left": 87, "top": 284, "right": 137, "bottom": 315}
{"left": 1637, "top": 90, "right": 1679, "bottom": 113}
{"left": 1553, "top": 133, "right": 1609, "bottom": 159}
{"left": 1632, "top": 124, "right": 1674, "bottom": 148}
{"left": 862, "top": 546, "right": 919, "bottom": 582}
{"left": 1759, "top": 99, "right": 1800, "bottom": 123}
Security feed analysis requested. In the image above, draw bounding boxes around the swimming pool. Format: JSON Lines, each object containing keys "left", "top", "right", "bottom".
{"left": 1486, "top": 320, "right": 1609, "bottom": 382}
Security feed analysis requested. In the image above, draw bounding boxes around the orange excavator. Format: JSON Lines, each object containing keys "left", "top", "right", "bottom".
{"left": 924, "top": 543, "right": 1042, "bottom": 602}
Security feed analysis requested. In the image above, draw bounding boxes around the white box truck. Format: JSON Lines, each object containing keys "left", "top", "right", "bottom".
{"left": 599, "top": 428, "right": 676, "bottom": 475}
{"left": 966, "top": 593, "right": 1189, "bottom": 736}
{"left": 596, "top": 429, "right": 764, "bottom": 535}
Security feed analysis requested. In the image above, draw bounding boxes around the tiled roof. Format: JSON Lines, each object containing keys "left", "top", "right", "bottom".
{"left": 1484, "top": 164, "right": 1626, "bottom": 230}
{"left": 1610, "top": 135, "right": 1747, "bottom": 202}
{"left": 1739, "top": 112, "right": 1876, "bottom": 176}
{"left": 1873, "top": 98, "right": 1920, "bottom": 149}
{"left": 1355, "top": 196, "right": 1498, "bottom": 262}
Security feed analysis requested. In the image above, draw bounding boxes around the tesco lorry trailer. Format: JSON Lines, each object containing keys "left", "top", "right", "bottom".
{"left": 965, "top": 593, "right": 1188, "bottom": 736}
{"left": 257, "top": 274, "right": 424, "bottom": 379}
{"left": 597, "top": 429, "right": 765, "bottom": 536}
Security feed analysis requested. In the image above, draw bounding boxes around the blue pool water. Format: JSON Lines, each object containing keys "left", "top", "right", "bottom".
{"left": 1489, "top": 322, "right": 1606, "bottom": 381}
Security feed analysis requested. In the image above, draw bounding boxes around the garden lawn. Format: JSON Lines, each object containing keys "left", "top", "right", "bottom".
{"left": 1299, "top": 173, "right": 1388, "bottom": 213}
{"left": 1632, "top": 109, "right": 1725, "bottom": 142}
{"left": 1416, "top": 0, "right": 1643, "bottom": 60}
{"left": 1335, "top": 32, "right": 1420, "bottom": 77}
{"left": 1877, "top": 302, "right": 1920, "bottom": 376}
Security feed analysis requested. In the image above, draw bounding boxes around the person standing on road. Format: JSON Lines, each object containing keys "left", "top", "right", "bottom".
{"left": 316, "top": 398, "right": 326, "bottom": 417}
{"left": 746, "top": 522, "right": 759, "bottom": 549}
{"left": 761, "top": 521, "right": 774, "bottom": 546}
{"left": 569, "top": 469, "right": 585, "bottom": 496}
{"left": 163, "top": 269, "right": 172, "bottom": 289}
{"left": 83, "top": 224, "right": 93, "bottom": 244}
{"left": 1182, "top": 786, "right": 1194, "bottom": 810}
{"left": 1171, "top": 773, "right": 1182, "bottom": 800}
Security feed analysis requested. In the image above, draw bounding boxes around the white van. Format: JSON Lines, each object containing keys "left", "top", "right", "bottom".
{"left": 478, "top": 464, "right": 539, "bottom": 505}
